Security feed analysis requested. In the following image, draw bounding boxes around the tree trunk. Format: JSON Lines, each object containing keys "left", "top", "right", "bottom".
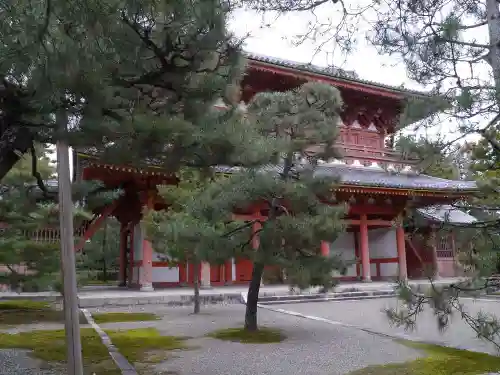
{"left": 102, "top": 219, "right": 108, "bottom": 282}
{"left": 244, "top": 262, "right": 265, "bottom": 331}
{"left": 193, "top": 261, "right": 201, "bottom": 314}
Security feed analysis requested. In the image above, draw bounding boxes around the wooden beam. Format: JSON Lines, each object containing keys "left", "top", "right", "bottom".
{"left": 74, "top": 200, "right": 119, "bottom": 251}
{"left": 349, "top": 219, "right": 393, "bottom": 226}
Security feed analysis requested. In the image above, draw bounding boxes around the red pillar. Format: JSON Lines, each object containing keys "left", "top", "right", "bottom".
{"left": 320, "top": 241, "right": 330, "bottom": 256}
{"left": 128, "top": 227, "right": 134, "bottom": 287}
{"left": 118, "top": 227, "right": 127, "bottom": 287}
{"left": 430, "top": 226, "right": 440, "bottom": 279}
{"left": 396, "top": 225, "right": 407, "bottom": 281}
{"left": 224, "top": 260, "right": 233, "bottom": 284}
{"left": 360, "top": 214, "right": 371, "bottom": 282}
{"left": 141, "top": 238, "right": 154, "bottom": 291}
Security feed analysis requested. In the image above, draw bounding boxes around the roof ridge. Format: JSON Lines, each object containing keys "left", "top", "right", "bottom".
{"left": 244, "top": 51, "right": 431, "bottom": 98}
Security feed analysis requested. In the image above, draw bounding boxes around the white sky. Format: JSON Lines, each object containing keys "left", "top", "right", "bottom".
{"left": 229, "top": 8, "right": 418, "bottom": 90}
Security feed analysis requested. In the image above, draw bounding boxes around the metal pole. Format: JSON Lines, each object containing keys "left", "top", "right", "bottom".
{"left": 56, "top": 111, "right": 84, "bottom": 375}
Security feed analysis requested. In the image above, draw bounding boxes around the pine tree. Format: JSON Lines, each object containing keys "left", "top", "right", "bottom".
{"left": 146, "top": 168, "right": 231, "bottom": 314}
{"left": 78, "top": 217, "right": 121, "bottom": 284}
{"left": 0, "top": 0, "right": 272, "bottom": 187}
{"left": 161, "top": 82, "right": 348, "bottom": 331}
{"left": 394, "top": 135, "right": 465, "bottom": 180}
{"left": 332, "top": 0, "right": 500, "bottom": 347}
{"left": 0, "top": 145, "right": 58, "bottom": 292}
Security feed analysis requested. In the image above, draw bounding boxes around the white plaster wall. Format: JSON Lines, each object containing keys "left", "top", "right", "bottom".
{"left": 231, "top": 258, "right": 236, "bottom": 281}
{"left": 367, "top": 228, "right": 397, "bottom": 258}
{"left": 132, "top": 266, "right": 140, "bottom": 283}
{"left": 370, "top": 263, "right": 377, "bottom": 276}
{"left": 152, "top": 266, "right": 180, "bottom": 283}
{"left": 330, "top": 232, "right": 357, "bottom": 277}
{"left": 380, "top": 263, "right": 398, "bottom": 277}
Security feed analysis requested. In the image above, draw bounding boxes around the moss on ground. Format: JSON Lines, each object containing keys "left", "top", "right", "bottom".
{"left": 92, "top": 312, "right": 159, "bottom": 324}
{"left": 0, "top": 327, "right": 188, "bottom": 374}
{"left": 348, "top": 340, "right": 500, "bottom": 375}
{"left": 106, "top": 328, "right": 188, "bottom": 364}
{"left": 207, "top": 327, "right": 286, "bottom": 344}
{"left": 0, "top": 299, "right": 86, "bottom": 325}
{"left": 0, "top": 328, "right": 121, "bottom": 374}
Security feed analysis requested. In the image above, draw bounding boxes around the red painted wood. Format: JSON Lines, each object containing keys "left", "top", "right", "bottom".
{"left": 224, "top": 260, "right": 233, "bottom": 283}
{"left": 210, "top": 264, "right": 224, "bottom": 283}
{"left": 320, "top": 241, "right": 330, "bottom": 256}
{"left": 75, "top": 200, "right": 119, "bottom": 251}
{"left": 360, "top": 214, "right": 370, "bottom": 280}
{"left": 128, "top": 228, "right": 134, "bottom": 287}
{"left": 178, "top": 264, "right": 187, "bottom": 284}
{"left": 396, "top": 226, "right": 407, "bottom": 279}
{"left": 187, "top": 263, "right": 202, "bottom": 285}
{"left": 119, "top": 227, "right": 127, "bottom": 285}
{"left": 353, "top": 231, "right": 360, "bottom": 277}
{"left": 247, "top": 61, "right": 405, "bottom": 99}
{"left": 235, "top": 258, "right": 253, "bottom": 283}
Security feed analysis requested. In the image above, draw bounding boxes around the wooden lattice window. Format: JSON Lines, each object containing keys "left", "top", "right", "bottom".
{"left": 436, "top": 233, "right": 454, "bottom": 258}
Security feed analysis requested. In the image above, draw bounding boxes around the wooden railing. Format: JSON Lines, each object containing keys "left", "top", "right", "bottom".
{"left": 0, "top": 220, "right": 91, "bottom": 243}
{"left": 306, "top": 141, "right": 419, "bottom": 166}
{"left": 337, "top": 143, "right": 419, "bottom": 165}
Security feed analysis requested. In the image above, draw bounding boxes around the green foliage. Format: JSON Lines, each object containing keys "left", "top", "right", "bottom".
{"left": 0, "top": 0, "right": 276, "bottom": 177}
{"left": 77, "top": 218, "right": 121, "bottom": 281}
{"left": 207, "top": 327, "right": 286, "bottom": 343}
{"left": 0, "top": 146, "right": 60, "bottom": 292}
{"left": 149, "top": 82, "right": 347, "bottom": 298}
{"left": 348, "top": 340, "right": 500, "bottom": 375}
{"left": 394, "top": 135, "right": 462, "bottom": 179}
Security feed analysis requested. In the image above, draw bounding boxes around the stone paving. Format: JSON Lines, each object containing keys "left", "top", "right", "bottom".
{"left": 270, "top": 297, "right": 500, "bottom": 355}
{"left": 89, "top": 304, "right": 421, "bottom": 375}
{"left": 0, "top": 349, "right": 63, "bottom": 375}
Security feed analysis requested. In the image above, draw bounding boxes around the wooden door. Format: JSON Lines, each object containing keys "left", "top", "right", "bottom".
{"left": 235, "top": 258, "right": 253, "bottom": 283}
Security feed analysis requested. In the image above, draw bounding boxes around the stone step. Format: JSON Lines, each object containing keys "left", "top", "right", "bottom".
{"left": 77, "top": 289, "right": 397, "bottom": 308}
{"left": 77, "top": 292, "right": 245, "bottom": 308}
{"left": 258, "top": 290, "right": 396, "bottom": 304}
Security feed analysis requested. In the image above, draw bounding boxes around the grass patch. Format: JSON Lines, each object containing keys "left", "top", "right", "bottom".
{"left": 107, "top": 328, "right": 188, "bottom": 364}
{"left": 0, "top": 299, "right": 86, "bottom": 325}
{"left": 0, "top": 300, "right": 52, "bottom": 310}
{"left": 92, "top": 312, "right": 159, "bottom": 324}
{"left": 207, "top": 327, "right": 286, "bottom": 344}
{"left": 0, "top": 328, "right": 120, "bottom": 374}
{"left": 348, "top": 340, "right": 500, "bottom": 375}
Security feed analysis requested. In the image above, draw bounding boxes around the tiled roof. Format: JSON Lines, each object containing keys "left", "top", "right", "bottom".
{"left": 245, "top": 52, "right": 431, "bottom": 98}
{"left": 416, "top": 205, "right": 477, "bottom": 224}
{"left": 216, "top": 163, "right": 478, "bottom": 192}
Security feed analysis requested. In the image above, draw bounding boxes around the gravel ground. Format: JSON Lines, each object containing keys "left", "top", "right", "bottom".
{"left": 0, "top": 349, "right": 62, "bottom": 375}
{"left": 91, "top": 304, "right": 421, "bottom": 375}
{"left": 270, "top": 298, "right": 500, "bottom": 355}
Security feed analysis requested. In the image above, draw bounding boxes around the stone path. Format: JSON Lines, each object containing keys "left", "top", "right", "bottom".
{"left": 91, "top": 304, "right": 421, "bottom": 375}
{"left": 0, "top": 349, "right": 62, "bottom": 375}
{"left": 270, "top": 298, "right": 500, "bottom": 355}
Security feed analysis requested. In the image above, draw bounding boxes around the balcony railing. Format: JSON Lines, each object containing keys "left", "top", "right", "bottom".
{"left": 306, "top": 141, "right": 420, "bottom": 168}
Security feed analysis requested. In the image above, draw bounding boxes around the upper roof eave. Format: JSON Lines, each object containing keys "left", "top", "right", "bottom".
{"left": 244, "top": 52, "right": 432, "bottom": 100}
